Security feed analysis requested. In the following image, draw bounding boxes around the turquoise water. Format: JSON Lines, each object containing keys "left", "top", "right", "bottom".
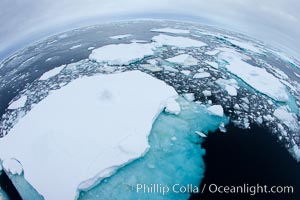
{"left": 79, "top": 97, "right": 228, "bottom": 200}
{"left": 0, "top": 97, "right": 227, "bottom": 200}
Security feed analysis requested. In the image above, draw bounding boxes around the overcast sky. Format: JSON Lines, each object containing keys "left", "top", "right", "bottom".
{"left": 0, "top": 0, "right": 299, "bottom": 60}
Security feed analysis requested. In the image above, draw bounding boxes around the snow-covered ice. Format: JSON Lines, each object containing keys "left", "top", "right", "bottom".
{"left": 89, "top": 43, "right": 155, "bottom": 65}
{"left": 181, "top": 70, "right": 191, "bottom": 76}
{"left": 207, "top": 105, "right": 224, "bottom": 117}
{"left": 193, "top": 72, "right": 211, "bottom": 78}
{"left": 141, "top": 64, "right": 162, "bottom": 72}
{"left": 109, "top": 34, "right": 132, "bottom": 40}
{"left": 205, "top": 49, "right": 220, "bottom": 56}
{"left": 183, "top": 93, "right": 195, "bottom": 102}
{"left": 205, "top": 61, "right": 219, "bottom": 69}
{"left": 218, "top": 48, "right": 288, "bottom": 102}
{"left": 2, "top": 158, "right": 23, "bottom": 175}
{"left": 0, "top": 70, "right": 177, "bottom": 200}
{"left": 166, "top": 54, "right": 198, "bottom": 66}
{"left": 150, "top": 28, "right": 190, "bottom": 34}
{"left": 165, "top": 97, "right": 181, "bottom": 115}
{"left": 8, "top": 95, "right": 27, "bottom": 109}
{"left": 202, "top": 90, "right": 212, "bottom": 97}
{"left": 39, "top": 65, "right": 66, "bottom": 80}
{"left": 273, "top": 107, "right": 299, "bottom": 132}
{"left": 216, "top": 78, "right": 239, "bottom": 96}
{"left": 152, "top": 34, "right": 207, "bottom": 48}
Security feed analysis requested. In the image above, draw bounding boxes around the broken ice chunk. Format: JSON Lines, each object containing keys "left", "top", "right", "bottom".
{"left": 166, "top": 54, "right": 198, "bottom": 66}
{"left": 195, "top": 131, "right": 207, "bottom": 138}
{"left": 109, "top": 34, "right": 132, "bottom": 40}
{"left": 8, "top": 95, "right": 27, "bottom": 109}
{"left": 193, "top": 72, "right": 211, "bottom": 78}
{"left": 2, "top": 158, "right": 23, "bottom": 175}
{"left": 207, "top": 105, "right": 224, "bottom": 117}
{"left": 39, "top": 65, "right": 66, "bottom": 80}
{"left": 165, "top": 97, "right": 181, "bottom": 115}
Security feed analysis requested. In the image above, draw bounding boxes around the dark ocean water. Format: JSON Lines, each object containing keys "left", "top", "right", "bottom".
{"left": 190, "top": 123, "right": 300, "bottom": 200}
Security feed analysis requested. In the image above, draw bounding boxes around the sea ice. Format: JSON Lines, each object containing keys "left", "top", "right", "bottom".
{"left": 2, "top": 158, "right": 23, "bottom": 175}
{"left": 225, "top": 38, "right": 263, "bottom": 54}
{"left": 273, "top": 107, "right": 299, "bottom": 132}
{"left": 0, "top": 71, "right": 177, "bottom": 200}
{"left": 89, "top": 43, "right": 155, "bottom": 65}
{"left": 152, "top": 34, "right": 207, "bottom": 48}
{"left": 193, "top": 72, "right": 211, "bottom": 78}
{"left": 150, "top": 28, "right": 190, "bottom": 34}
{"left": 181, "top": 70, "right": 191, "bottom": 76}
{"left": 8, "top": 95, "right": 27, "bottom": 109}
{"left": 109, "top": 34, "right": 132, "bottom": 39}
{"left": 183, "top": 93, "right": 195, "bottom": 102}
{"left": 216, "top": 78, "right": 239, "bottom": 96}
{"left": 166, "top": 54, "right": 198, "bottom": 66}
{"left": 69, "top": 44, "right": 82, "bottom": 50}
{"left": 39, "top": 65, "right": 66, "bottom": 80}
{"left": 207, "top": 105, "right": 224, "bottom": 117}
{"left": 165, "top": 97, "right": 181, "bottom": 115}
{"left": 205, "top": 61, "right": 219, "bottom": 69}
{"left": 202, "top": 90, "right": 212, "bottom": 97}
{"left": 195, "top": 131, "right": 207, "bottom": 138}
{"left": 218, "top": 48, "right": 288, "bottom": 102}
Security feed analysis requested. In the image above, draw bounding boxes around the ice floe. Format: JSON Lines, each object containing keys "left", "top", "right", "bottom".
{"left": 166, "top": 54, "right": 198, "bottom": 66}
{"left": 39, "top": 65, "right": 66, "bottom": 80}
{"left": 205, "top": 61, "right": 219, "bottom": 69}
{"left": 218, "top": 48, "right": 288, "bottom": 102}
{"left": 89, "top": 43, "right": 154, "bottom": 65}
{"left": 216, "top": 78, "right": 239, "bottom": 96}
{"left": 207, "top": 105, "right": 224, "bottom": 117}
{"left": 195, "top": 131, "right": 207, "bottom": 138}
{"left": 202, "top": 90, "right": 212, "bottom": 97}
{"left": 150, "top": 28, "right": 190, "bottom": 34}
{"left": 69, "top": 44, "right": 82, "bottom": 50}
{"left": 8, "top": 95, "right": 27, "bottom": 109}
{"left": 273, "top": 107, "right": 299, "bottom": 132}
{"left": 193, "top": 72, "right": 211, "bottom": 78}
{"left": 0, "top": 71, "right": 177, "bottom": 200}
{"left": 181, "top": 70, "right": 191, "bottom": 76}
{"left": 183, "top": 93, "right": 195, "bottom": 102}
{"left": 2, "top": 158, "right": 23, "bottom": 175}
{"left": 109, "top": 34, "right": 132, "bottom": 40}
{"left": 152, "top": 34, "right": 206, "bottom": 48}
{"left": 225, "top": 38, "right": 263, "bottom": 54}
{"left": 165, "top": 97, "right": 181, "bottom": 115}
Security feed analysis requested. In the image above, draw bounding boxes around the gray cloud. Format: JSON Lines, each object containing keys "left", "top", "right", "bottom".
{"left": 0, "top": 0, "right": 299, "bottom": 60}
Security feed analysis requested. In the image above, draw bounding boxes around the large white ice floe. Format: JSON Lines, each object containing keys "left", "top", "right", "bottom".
{"left": 152, "top": 34, "right": 207, "bottom": 48}
{"left": 166, "top": 54, "right": 198, "bottom": 66}
{"left": 8, "top": 95, "right": 27, "bottom": 109}
{"left": 89, "top": 43, "right": 155, "bottom": 65}
{"left": 218, "top": 48, "right": 289, "bottom": 102}
{"left": 0, "top": 70, "right": 177, "bottom": 200}
{"left": 150, "top": 28, "right": 190, "bottom": 34}
{"left": 39, "top": 65, "right": 66, "bottom": 80}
